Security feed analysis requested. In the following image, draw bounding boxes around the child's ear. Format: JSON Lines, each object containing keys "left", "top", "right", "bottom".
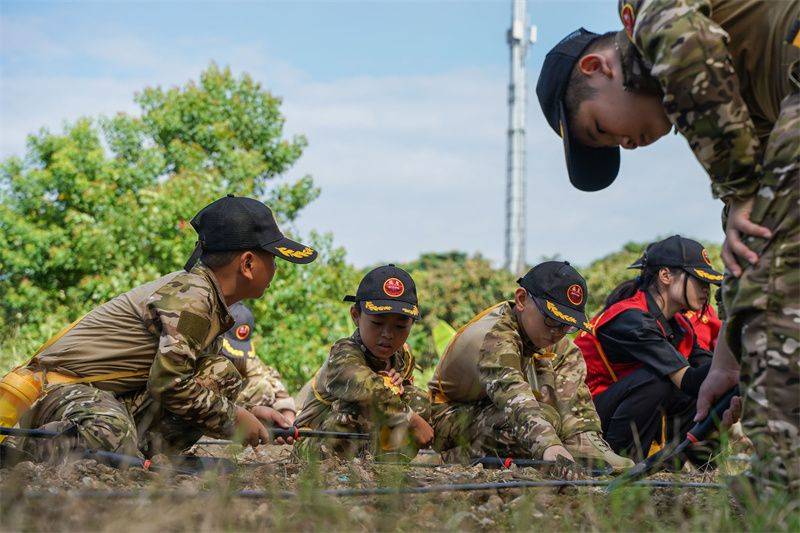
{"left": 578, "top": 51, "right": 614, "bottom": 80}
{"left": 349, "top": 304, "right": 360, "bottom": 327}
{"left": 240, "top": 251, "right": 256, "bottom": 280}
{"left": 513, "top": 287, "right": 527, "bottom": 312}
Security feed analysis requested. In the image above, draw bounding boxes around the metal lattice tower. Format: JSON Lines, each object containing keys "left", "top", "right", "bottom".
{"left": 504, "top": 0, "right": 536, "bottom": 275}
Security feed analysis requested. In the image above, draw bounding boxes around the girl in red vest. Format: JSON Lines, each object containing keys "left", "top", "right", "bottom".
{"left": 575, "top": 236, "right": 724, "bottom": 460}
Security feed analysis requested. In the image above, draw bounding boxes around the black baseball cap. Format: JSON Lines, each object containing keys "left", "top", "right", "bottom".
{"left": 629, "top": 235, "right": 723, "bottom": 285}
{"left": 221, "top": 302, "right": 256, "bottom": 358}
{"left": 344, "top": 264, "right": 420, "bottom": 320}
{"left": 536, "top": 28, "right": 620, "bottom": 192}
{"left": 518, "top": 261, "right": 591, "bottom": 333}
{"left": 184, "top": 194, "right": 318, "bottom": 271}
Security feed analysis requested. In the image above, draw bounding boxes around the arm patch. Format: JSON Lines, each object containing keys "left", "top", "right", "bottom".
{"left": 177, "top": 311, "right": 211, "bottom": 346}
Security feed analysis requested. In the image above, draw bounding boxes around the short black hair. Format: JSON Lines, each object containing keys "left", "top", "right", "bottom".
{"left": 200, "top": 250, "right": 244, "bottom": 269}
{"left": 563, "top": 31, "right": 617, "bottom": 131}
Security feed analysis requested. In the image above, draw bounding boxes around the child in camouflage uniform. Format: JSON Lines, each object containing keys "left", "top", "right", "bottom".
{"left": 295, "top": 265, "right": 433, "bottom": 459}
{"left": 220, "top": 302, "right": 297, "bottom": 423}
{"left": 428, "top": 262, "right": 633, "bottom": 471}
{"left": 16, "top": 195, "right": 317, "bottom": 460}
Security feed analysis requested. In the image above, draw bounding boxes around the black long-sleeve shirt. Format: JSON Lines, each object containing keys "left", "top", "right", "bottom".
{"left": 597, "top": 292, "right": 711, "bottom": 378}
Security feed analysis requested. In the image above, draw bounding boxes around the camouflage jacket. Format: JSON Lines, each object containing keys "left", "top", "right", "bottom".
{"left": 295, "top": 330, "right": 421, "bottom": 429}
{"left": 617, "top": 0, "right": 798, "bottom": 200}
{"left": 32, "top": 262, "right": 237, "bottom": 437}
{"left": 429, "top": 302, "right": 566, "bottom": 454}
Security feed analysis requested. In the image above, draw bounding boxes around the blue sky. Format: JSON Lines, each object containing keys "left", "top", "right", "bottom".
{"left": 0, "top": 0, "right": 723, "bottom": 269}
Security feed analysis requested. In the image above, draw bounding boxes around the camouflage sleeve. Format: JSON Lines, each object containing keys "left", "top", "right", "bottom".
{"left": 238, "top": 356, "right": 296, "bottom": 412}
{"left": 622, "top": 0, "right": 762, "bottom": 199}
{"left": 324, "top": 343, "right": 414, "bottom": 428}
{"left": 401, "top": 383, "right": 431, "bottom": 422}
{"left": 146, "top": 284, "right": 237, "bottom": 437}
{"left": 477, "top": 328, "right": 564, "bottom": 458}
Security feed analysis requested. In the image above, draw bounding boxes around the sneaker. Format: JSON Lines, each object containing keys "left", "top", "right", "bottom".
{"left": 563, "top": 431, "right": 635, "bottom": 472}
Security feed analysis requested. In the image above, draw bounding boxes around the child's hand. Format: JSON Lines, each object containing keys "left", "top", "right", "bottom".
{"left": 279, "top": 409, "right": 297, "bottom": 426}
{"left": 408, "top": 412, "right": 434, "bottom": 447}
{"left": 234, "top": 406, "right": 271, "bottom": 448}
{"left": 379, "top": 368, "right": 404, "bottom": 395}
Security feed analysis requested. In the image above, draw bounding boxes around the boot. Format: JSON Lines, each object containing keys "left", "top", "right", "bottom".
{"left": 563, "top": 431, "right": 634, "bottom": 472}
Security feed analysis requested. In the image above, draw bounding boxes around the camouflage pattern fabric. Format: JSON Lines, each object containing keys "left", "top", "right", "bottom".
{"left": 430, "top": 304, "right": 601, "bottom": 460}
{"left": 295, "top": 331, "right": 430, "bottom": 458}
{"left": 723, "top": 92, "right": 800, "bottom": 494}
{"left": 618, "top": 0, "right": 799, "bottom": 493}
{"left": 145, "top": 264, "right": 237, "bottom": 436}
{"left": 618, "top": 0, "right": 792, "bottom": 201}
{"left": 20, "top": 354, "right": 243, "bottom": 460}
{"left": 233, "top": 355, "right": 296, "bottom": 413}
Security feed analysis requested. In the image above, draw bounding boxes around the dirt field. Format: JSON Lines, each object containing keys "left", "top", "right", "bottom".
{"left": 5, "top": 442, "right": 795, "bottom": 532}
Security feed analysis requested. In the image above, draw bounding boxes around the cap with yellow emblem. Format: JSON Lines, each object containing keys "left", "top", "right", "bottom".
{"left": 184, "top": 194, "right": 318, "bottom": 271}
{"left": 518, "top": 261, "right": 591, "bottom": 333}
{"left": 628, "top": 235, "right": 723, "bottom": 285}
{"left": 344, "top": 264, "right": 420, "bottom": 320}
{"left": 221, "top": 302, "right": 256, "bottom": 360}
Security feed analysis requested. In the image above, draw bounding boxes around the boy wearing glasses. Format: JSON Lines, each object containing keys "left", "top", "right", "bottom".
{"left": 428, "top": 261, "right": 633, "bottom": 471}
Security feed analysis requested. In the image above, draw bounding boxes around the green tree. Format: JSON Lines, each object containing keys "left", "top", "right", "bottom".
{"left": 399, "top": 252, "right": 517, "bottom": 369}
{"left": 0, "top": 64, "right": 355, "bottom": 387}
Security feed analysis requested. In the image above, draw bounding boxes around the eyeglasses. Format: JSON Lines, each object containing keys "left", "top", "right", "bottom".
{"left": 529, "top": 292, "right": 579, "bottom": 334}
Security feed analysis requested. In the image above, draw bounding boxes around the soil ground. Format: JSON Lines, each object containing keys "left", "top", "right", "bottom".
{"left": 5, "top": 443, "right": 792, "bottom": 532}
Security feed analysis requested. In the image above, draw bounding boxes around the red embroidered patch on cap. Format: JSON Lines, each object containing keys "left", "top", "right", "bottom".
{"left": 383, "top": 278, "right": 405, "bottom": 298}
{"left": 701, "top": 249, "right": 712, "bottom": 266}
{"left": 621, "top": 3, "right": 635, "bottom": 40}
{"left": 567, "top": 284, "right": 584, "bottom": 306}
{"left": 235, "top": 325, "right": 250, "bottom": 340}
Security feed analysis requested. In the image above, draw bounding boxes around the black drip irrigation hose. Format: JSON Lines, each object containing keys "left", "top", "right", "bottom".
{"left": 17, "top": 479, "right": 724, "bottom": 501}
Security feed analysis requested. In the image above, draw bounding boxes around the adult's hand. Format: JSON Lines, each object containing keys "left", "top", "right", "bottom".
{"left": 695, "top": 326, "right": 741, "bottom": 427}
{"left": 251, "top": 405, "right": 296, "bottom": 445}
{"left": 722, "top": 196, "right": 772, "bottom": 277}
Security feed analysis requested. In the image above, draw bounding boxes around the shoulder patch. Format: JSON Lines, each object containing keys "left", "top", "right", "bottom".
{"left": 621, "top": 2, "right": 636, "bottom": 41}
{"left": 177, "top": 311, "right": 211, "bottom": 345}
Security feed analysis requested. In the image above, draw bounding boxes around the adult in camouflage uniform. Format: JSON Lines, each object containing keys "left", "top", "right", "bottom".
{"left": 220, "top": 303, "right": 296, "bottom": 419}
{"left": 16, "top": 195, "right": 317, "bottom": 460}
{"left": 537, "top": 0, "right": 799, "bottom": 493}
{"left": 428, "top": 262, "right": 633, "bottom": 471}
{"left": 295, "top": 265, "right": 432, "bottom": 459}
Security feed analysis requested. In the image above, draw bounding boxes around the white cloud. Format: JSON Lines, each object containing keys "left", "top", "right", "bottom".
{"left": 0, "top": 14, "right": 723, "bottom": 271}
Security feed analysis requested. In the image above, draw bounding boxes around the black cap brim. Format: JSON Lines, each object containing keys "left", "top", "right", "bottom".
{"left": 359, "top": 299, "right": 420, "bottom": 320}
{"left": 263, "top": 236, "right": 318, "bottom": 264}
{"left": 686, "top": 266, "right": 724, "bottom": 286}
{"left": 560, "top": 105, "right": 620, "bottom": 192}
{"left": 534, "top": 295, "right": 591, "bottom": 333}
{"left": 221, "top": 336, "right": 254, "bottom": 358}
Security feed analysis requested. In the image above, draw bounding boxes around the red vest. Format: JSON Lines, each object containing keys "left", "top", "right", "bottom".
{"left": 684, "top": 306, "right": 721, "bottom": 352}
{"left": 575, "top": 290, "right": 695, "bottom": 398}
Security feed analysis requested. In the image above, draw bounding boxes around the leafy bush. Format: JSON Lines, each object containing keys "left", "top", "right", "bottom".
{"left": 0, "top": 65, "right": 724, "bottom": 395}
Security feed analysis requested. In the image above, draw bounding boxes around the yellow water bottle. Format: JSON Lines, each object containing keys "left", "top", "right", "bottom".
{"left": 0, "top": 367, "right": 43, "bottom": 442}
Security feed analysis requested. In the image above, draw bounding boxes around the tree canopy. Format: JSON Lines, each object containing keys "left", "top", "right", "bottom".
{"left": 0, "top": 64, "right": 724, "bottom": 391}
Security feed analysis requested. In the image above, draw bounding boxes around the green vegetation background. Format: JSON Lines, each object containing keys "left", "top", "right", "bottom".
{"left": 0, "top": 65, "right": 723, "bottom": 391}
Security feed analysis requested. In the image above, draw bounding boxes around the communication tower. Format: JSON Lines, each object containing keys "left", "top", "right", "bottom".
{"left": 504, "top": 0, "right": 536, "bottom": 274}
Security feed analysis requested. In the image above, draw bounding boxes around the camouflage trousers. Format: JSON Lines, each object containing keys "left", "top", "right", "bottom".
{"left": 19, "top": 355, "right": 242, "bottom": 461}
{"left": 234, "top": 356, "right": 296, "bottom": 413}
{"left": 723, "top": 92, "right": 800, "bottom": 493}
{"left": 296, "top": 387, "right": 430, "bottom": 460}
{"left": 431, "top": 346, "right": 602, "bottom": 461}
